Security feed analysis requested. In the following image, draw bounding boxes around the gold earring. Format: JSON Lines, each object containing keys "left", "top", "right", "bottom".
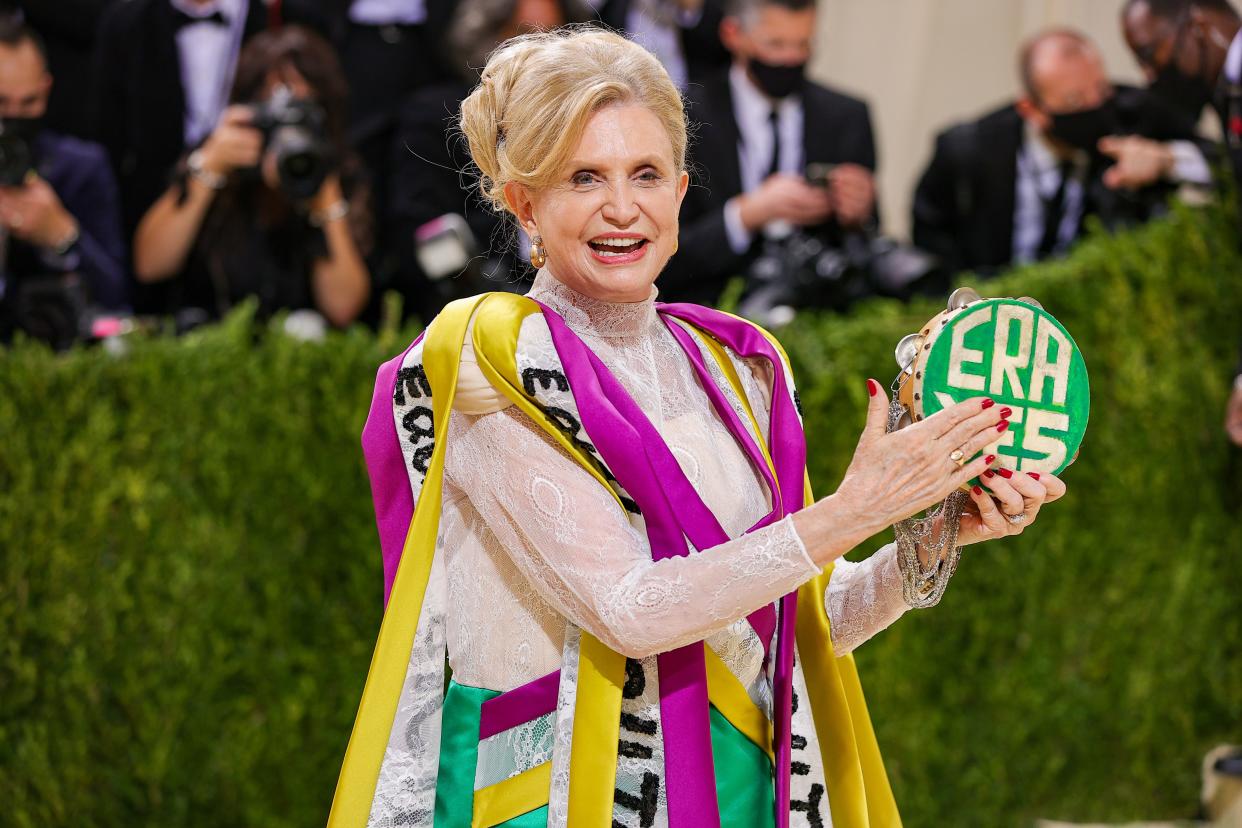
{"left": 673, "top": 238, "right": 679, "bottom": 255}
{"left": 530, "top": 234, "right": 547, "bottom": 269}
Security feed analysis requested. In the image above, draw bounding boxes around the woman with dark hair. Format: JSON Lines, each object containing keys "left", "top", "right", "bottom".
{"left": 132, "top": 25, "right": 371, "bottom": 328}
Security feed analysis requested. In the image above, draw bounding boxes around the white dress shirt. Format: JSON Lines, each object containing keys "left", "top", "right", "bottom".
{"left": 1012, "top": 122, "right": 1088, "bottom": 265}
{"left": 1012, "top": 118, "right": 1210, "bottom": 264}
{"left": 348, "top": 0, "right": 427, "bottom": 26}
{"left": 171, "top": 0, "right": 247, "bottom": 147}
{"left": 722, "top": 62, "right": 804, "bottom": 253}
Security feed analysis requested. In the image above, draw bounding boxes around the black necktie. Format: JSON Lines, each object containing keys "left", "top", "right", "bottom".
{"left": 1037, "top": 160, "right": 1074, "bottom": 259}
{"left": 171, "top": 6, "right": 229, "bottom": 32}
{"left": 767, "top": 108, "right": 781, "bottom": 178}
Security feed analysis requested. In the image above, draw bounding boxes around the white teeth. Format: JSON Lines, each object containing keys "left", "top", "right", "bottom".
{"left": 592, "top": 238, "right": 643, "bottom": 247}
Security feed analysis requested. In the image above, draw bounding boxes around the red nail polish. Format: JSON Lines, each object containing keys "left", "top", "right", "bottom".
{"left": 999, "top": 407, "right": 1013, "bottom": 419}
{"left": 981, "top": 399, "right": 994, "bottom": 409}
{"left": 996, "top": 420, "right": 1009, "bottom": 433}
{"left": 867, "top": 379, "right": 878, "bottom": 397}
{"left": 983, "top": 470, "right": 995, "bottom": 478}
{"left": 1028, "top": 472, "right": 1041, "bottom": 480}
{"left": 972, "top": 485, "right": 983, "bottom": 495}
{"left": 985, "top": 454, "right": 996, "bottom": 465}
{"left": 998, "top": 468, "right": 1013, "bottom": 478}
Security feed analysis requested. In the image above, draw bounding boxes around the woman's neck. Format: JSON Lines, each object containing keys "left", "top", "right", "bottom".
{"left": 526, "top": 269, "right": 659, "bottom": 339}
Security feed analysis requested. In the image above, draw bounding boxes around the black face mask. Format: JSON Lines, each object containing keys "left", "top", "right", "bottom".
{"left": 1046, "top": 98, "right": 1120, "bottom": 151}
{"left": 0, "top": 114, "right": 43, "bottom": 143}
{"left": 748, "top": 56, "right": 805, "bottom": 99}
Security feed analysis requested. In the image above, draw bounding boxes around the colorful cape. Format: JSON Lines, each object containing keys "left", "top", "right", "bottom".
{"left": 328, "top": 293, "right": 901, "bottom": 827}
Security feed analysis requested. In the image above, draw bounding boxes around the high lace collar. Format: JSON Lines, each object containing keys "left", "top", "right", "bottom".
{"left": 526, "top": 269, "right": 660, "bottom": 339}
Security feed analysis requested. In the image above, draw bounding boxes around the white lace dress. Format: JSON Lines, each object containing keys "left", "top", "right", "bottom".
{"left": 440, "top": 270, "right": 915, "bottom": 692}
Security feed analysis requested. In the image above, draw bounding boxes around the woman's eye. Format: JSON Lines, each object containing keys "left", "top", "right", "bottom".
{"left": 571, "top": 172, "right": 597, "bottom": 186}
{"left": 637, "top": 170, "right": 662, "bottom": 183}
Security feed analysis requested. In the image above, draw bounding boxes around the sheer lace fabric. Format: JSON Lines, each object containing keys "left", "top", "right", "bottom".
{"left": 439, "top": 270, "right": 913, "bottom": 691}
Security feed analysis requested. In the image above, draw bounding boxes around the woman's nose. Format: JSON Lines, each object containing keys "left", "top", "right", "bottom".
{"left": 601, "top": 180, "right": 640, "bottom": 225}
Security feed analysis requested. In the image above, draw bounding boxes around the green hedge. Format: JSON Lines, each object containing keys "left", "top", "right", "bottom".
{"left": 2, "top": 206, "right": 1240, "bottom": 828}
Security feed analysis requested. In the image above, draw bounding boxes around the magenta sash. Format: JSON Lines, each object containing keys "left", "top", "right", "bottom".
{"left": 538, "top": 301, "right": 808, "bottom": 828}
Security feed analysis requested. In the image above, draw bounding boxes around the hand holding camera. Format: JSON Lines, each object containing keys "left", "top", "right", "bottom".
{"left": 824, "top": 163, "right": 875, "bottom": 227}
{"left": 195, "top": 87, "right": 334, "bottom": 201}
{"left": 737, "top": 172, "right": 833, "bottom": 230}
{"left": 0, "top": 172, "right": 77, "bottom": 251}
{"left": 197, "top": 105, "right": 265, "bottom": 179}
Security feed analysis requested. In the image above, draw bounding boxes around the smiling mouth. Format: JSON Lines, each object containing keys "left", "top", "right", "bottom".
{"left": 588, "top": 237, "right": 648, "bottom": 257}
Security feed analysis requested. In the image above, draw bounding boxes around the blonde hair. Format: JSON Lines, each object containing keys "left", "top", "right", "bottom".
{"left": 459, "top": 27, "right": 687, "bottom": 217}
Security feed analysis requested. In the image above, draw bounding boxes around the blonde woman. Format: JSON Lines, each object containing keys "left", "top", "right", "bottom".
{"left": 329, "top": 28, "right": 1066, "bottom": 828}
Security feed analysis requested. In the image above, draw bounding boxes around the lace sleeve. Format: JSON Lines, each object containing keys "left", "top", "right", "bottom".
{"left": 824, "top": 543, "right": 912, "bottom": 656}
{"left": 444, "top": 406, "right": 821, "bottom": 660}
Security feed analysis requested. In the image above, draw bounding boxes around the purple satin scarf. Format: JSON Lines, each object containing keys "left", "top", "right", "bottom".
{"left": 539, "top": 300, "right": 807, "bottom": 828}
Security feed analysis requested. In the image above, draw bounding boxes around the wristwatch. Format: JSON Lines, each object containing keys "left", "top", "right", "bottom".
{"left": 187, "top": 149, "right": 227, "bottom": 190}
{"left": 51, "top": 222, "right": 80, "bottom": 257}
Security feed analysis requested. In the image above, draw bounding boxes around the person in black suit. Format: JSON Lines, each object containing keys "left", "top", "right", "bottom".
{"left": 912, "top": 28, "right": 1210, "bottom": 277}
{"left": 595, "top": 0, "right": 730, "bottom": 90}
{"left": 661, "top": 0, "right": 878, "bottom": 307}
{"left": 89, "top": 0, "right": 327, "bottom": 314}
{"left": 2, "top": 0, "right": 116, "bottom": 140}
{"left": 0, "top": 18, "right": 126, "bottom": 341}
{"left": 1123, "top": 0, "right": 1242, "bottom": 189}
{"left": 1119, "top": 1, "right": 1242, "bottom": 448}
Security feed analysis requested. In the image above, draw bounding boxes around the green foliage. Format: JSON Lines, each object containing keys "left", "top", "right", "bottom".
{"left": 1, "top": 207, "right": 1240, "bottom": 827}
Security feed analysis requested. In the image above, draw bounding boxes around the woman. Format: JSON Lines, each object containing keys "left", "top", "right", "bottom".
{"left": 331, "top": 28, "right": 1065, "bottom": 828}
{"left": 132, "top": 26, "right": 370, "bottom": 327}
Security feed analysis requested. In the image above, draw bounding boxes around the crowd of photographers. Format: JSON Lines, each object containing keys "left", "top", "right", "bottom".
{"left": 2, "top": 0, "right": 1241, "bottom": 433}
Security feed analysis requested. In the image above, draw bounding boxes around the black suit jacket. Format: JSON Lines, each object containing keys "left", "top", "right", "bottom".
{"left": 662, "top": 70, "right": 877, "bottom": 305}
{"left": 90, "top": 0, "right": 273, "bottom": 241}
{"left": 595, "top": 0, "right": 729, "bottom": 87}
{"left": 912, "top": 84, "right": 1202, "bottom": 276}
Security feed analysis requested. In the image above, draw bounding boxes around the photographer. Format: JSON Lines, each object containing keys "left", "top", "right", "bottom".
{"left": 132, "top": 25, "right": 371, "bottom": 327}
{"left": 661, "top": 0, "right": 880, "bottom": 309}
{"left": 0, "top": 18, "right": 126, "bottom": 345}
{"left": 389, "top": 0, "right": 593, "bottom": 320}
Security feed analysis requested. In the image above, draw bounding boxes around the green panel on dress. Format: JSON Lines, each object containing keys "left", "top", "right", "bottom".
{"left": 434, "top": 681, "right": 776, "bottom": 827}
{"left": 711, "top": 704, "right": 776, "bottom": 828}
{"left": 435, "top": 681, "right": 500, "bottom": 826}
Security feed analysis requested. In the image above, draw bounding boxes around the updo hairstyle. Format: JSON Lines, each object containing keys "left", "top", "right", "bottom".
{"left": 459, "top": 27, "right": 688, "bottom": 219}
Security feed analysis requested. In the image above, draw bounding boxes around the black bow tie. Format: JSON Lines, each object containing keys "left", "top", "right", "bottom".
{"left": 171, "top": 6, "right": 229, "bottom": 31}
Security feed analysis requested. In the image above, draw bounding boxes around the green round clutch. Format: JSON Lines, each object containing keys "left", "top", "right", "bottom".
{"left": 896, "top": 294, "right": 1089, "bottom": 476}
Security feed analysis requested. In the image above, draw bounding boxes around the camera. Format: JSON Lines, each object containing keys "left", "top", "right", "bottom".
{"left": 0, "top": 117, "right": 36, "bottom": 187}
{"left": 736, "top": 161, "right": 947, "bottom": 326}
{"left": 250, "top": 86, "right": 333, "bottom": 200}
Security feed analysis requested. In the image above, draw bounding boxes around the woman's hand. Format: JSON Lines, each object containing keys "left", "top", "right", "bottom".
{"left": 198, "top": 105, "right": 263, "bottom": 177}
{"left": 830, "top": 379, "right": 1011, "bottom": 541}
{"left": 957, "top": 468, "right": 1067, "bottom": 546}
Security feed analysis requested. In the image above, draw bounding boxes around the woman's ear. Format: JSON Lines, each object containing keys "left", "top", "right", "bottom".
{"left": 675, "top": 169, "right": 690, "bottom": 210}
{"left": 503, "top": 181, "right": 538, "bottom": 236}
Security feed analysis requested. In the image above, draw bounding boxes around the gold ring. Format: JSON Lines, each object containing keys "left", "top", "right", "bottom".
{"left": 949, "top": 448, "right": 966, "bottom": 467}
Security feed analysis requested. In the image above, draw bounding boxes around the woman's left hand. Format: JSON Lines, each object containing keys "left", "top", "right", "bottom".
{"left": 957, "top": 469, "right": 1067, "bottom": 546}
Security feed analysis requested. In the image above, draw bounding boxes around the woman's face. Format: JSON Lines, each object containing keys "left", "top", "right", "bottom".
{"left": 507, "top": 103, "right": 689, "bottom": 303}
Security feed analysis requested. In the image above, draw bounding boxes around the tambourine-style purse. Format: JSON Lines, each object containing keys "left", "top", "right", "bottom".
{"left": 886, "top": 287, "right": 1090, "bottom": 606}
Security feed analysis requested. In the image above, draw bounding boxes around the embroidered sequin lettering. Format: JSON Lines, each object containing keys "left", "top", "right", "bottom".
{"left": 401, "top": 405, "right": 436, "bottom": 475}
{"left": 521, "top": 367, "right": 570, "bottom": 396}
{"left": 790, "top": 784, "right": 826, "bottom": 828}
{"left": 394, "top": 365, "right": 432, "bottom": 406}
{"left": 612, "top": 772, "right": 659, "bottom": 828}
{"left": 788, "top": 687, "right": 825, "bottom": 826}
